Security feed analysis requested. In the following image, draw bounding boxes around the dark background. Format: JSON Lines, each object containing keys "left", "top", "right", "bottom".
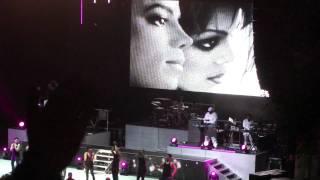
{"left": 1, "top": 0, "right": 319, "bottom": 161}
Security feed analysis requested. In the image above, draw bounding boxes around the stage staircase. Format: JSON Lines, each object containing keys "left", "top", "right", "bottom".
{"left": 93, "top": 149, "right": 113, "bottom": 173}
{"left": 208, "top": 159, "right": 242, "bottom": 180}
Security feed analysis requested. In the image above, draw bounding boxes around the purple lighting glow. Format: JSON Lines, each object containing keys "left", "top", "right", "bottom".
{"left": 120, "top": 161, "right": 128, "bottom": 169}
{"left": 80, "top": 0, "right": 83, "bottom": 24}
{"left": 3, "top": 147, "right": 7, "bottom": 152}
{"left": 77, "top": 156, "right": 82, "bottom": 161}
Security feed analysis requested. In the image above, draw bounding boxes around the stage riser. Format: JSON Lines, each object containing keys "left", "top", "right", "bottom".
{"left": 168, "top": 146, "right": 267, "bottom": 180}
{"left": 82, "top": 131, "right": 110, "bottom": 147}
{"left": 125, "top": 125, "right": 188, "bottom": 152}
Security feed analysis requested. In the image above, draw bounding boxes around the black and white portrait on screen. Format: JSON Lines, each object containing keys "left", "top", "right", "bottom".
{"left": 129, "top": 0, "right": 268, "bottom": 97}
{"left": 130, "top": 0, "right": 193, "bottom": 90}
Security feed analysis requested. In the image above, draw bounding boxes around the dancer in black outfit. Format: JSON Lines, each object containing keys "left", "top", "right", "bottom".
{"left": 111, "top": 141, "right": 120, "bottom": 180}
{"left": 136, "top": 150, "right": 147, "bottom": 180}
{"left": 84, "top": 148, "right": 95, "bottom": 180}
{"left": 160, "top": 154, "right": 177, "bottom": 180}
{"left": 10, "top": 137, "right": 21, "bottom": 171}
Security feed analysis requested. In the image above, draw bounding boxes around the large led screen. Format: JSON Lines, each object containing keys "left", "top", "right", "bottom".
{"left": 130, "top": 0, "right": 268, "bottom": 97}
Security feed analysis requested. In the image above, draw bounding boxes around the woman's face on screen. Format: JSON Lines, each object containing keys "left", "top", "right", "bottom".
{"left": 179, "top": 6, "right": 246, "bottom": 93}
{"left": 130, "top": 0, "right": 193, "bottom": 90}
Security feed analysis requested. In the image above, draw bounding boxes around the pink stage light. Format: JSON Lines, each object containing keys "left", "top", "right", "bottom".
{"left": 77, "top": 156, "right": 82, "bottom": 161}
{"left": 80, "top": 0, "right": 83, "bottom": 24}
{"left": 209, "top": 171, "right": 218, "bottom": 180}
{"left": 18, "top": 121, "right": 25, "bottom": 128}
{"left": 241, "top": 144, "right": 246, "bottom": 150}
{"left": 170, "top": 137, "right": 178, "bottom": 147}
{"left": 120, "top": 160, "right": 128, "bottom": 169}
{"left": 210, "top": 171, "right": 216, "bottom": 176}
{"left": 203, "top": 140, "right": 209, "bottom": 147}
{"left": 3, "top": 147, "right": 7, "bottom": 152}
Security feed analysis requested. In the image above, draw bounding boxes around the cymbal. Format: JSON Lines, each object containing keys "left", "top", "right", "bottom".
{"left": 155, "top": 106, "right": 165, "bottom": 110}
{"left": 154, "top": 97, "right": 171, "bottom": 101}
{"left": 151, "top": 101, "right": 161, "bottom": 104}
{"left": 151, "top": 101, "right": 161, "bottom": 106}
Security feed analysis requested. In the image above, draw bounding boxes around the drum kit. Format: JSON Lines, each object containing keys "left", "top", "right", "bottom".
{"left": 151, "top": 97, "right": 190, "bottom": 128}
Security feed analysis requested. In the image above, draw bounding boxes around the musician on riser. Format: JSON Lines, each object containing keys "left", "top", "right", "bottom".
{"left": 242, "top": 113, "right": 255, "bottom": 149}
{"left": 202, "top": 106, "right": 218, "bottom": 148}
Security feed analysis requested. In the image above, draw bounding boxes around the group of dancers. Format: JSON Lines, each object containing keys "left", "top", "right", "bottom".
{"left": 82, "top": 141, "right": 176, "bottom": 180}
{"left": 200, "top": 105, "right": 256, "bottom": 150}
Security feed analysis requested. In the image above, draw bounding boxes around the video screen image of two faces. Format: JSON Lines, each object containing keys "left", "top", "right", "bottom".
{"left": 130, "top": 0, "right": 268, "bottom": 97}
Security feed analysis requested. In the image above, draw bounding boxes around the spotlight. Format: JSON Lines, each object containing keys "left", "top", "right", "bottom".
{"left": 18, "top": 121, "right": 25, "bottom": 128}
{"left": 241, "top": 144, "right": 247, "bottom": 151}
{"left": 76, "top": 156, "right": 82, "bottom": 161}
{"left": 170, "top": 137, "right": 178, "bottom": 147}
{"left": 149, "top": 164, "right": 155, "bottom": 172}
{"left": 74, "top": 156, "right": 83, "bottom": 169}
{"left": 204, "top": 140, "right": 209, "bottom": 146}
{"left": 251, "top": 146, "right": 257, "bottom": 152}
{"left": 209, "top": 171, "right": 219, "bottom": 180}
{"left": 201, "top": 136, "right": 213, "bottom": 150}
{"left": 3, "top": 147, "right": 7, "bottom": 152}
{"left": 121, "top": 162, "right": 126, "bottom": 168}
{"left": 120, "top": 161, "right": 129, "bottom": 175}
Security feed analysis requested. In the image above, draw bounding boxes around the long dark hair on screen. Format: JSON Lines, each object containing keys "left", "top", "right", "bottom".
{"left": 179, "top": 0, "right": 253, "bottom": 35}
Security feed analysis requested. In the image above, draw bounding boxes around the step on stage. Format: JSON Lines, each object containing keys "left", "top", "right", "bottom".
{"left": 167, "top": 145, "right": 268, "bottom": 180}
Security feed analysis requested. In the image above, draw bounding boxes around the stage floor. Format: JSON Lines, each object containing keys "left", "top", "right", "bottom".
{"left": 0, "top": 159, "right": 157, "bottom": 180}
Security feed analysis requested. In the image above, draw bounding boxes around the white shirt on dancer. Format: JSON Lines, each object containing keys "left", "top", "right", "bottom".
{"left": 243, "top": 118, "right": 252, "bottom": 130}
{"left": 203, "top": 112, "right": 217, "bottom": 124}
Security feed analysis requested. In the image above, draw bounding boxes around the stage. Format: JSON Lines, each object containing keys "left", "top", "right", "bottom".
{"left": 167, "top": 145, "right": 268, "bottom": 180}
{"left": 0, "top": 159, "right": 157, "bottom": 180}
{"left": 124, "top": 124, "right": 268, "bottom": 180}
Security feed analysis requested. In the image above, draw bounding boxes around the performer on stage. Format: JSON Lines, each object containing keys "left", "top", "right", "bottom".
{"left": 10, "top": 137, "right": 21, "bottom": 171}
{"left": 111, "top": 141, "right": 120, "bottom": 180}
{"left": 160, "top": 154, "right": 177, "bottom": 180}
{"left": 84, "top": 147, "right": 95, "bottom": 180}
{"left": 202, "top": 106, "right": 218, "bottom": 148}
{"left": 242, "top": 114, "right": 255, "bottom": 148}
{"left": 136, "top": 150, "right": 146, "bottom": 180}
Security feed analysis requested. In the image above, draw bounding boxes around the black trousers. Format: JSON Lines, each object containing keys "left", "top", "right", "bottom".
{"left": 11, "top": 156, "right": 20, "bottom": 171}
{"left": 137, "top": 174, "right": 145, "bottom": 180}
{"left": 85, "top": 167, "right": 95, "bottom": 180}
{"left": 112, "top": 171, "right": 118, "bottom": 180}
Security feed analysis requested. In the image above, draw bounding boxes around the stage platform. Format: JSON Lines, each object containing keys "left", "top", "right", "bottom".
{"left": 0, "top": 159, "right": 157, "bottom": 180}
{"left": 167, "top": 145, "right": 268, "bottom": 180}
{"left": 125, "top": 124, "right": 188, "bottom": 152}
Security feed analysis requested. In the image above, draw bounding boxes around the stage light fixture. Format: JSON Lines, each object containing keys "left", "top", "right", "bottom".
{"left": 209, "top": 171, "right": 219, "bottom": 180}
{"left": 251, "top": 146, "right": 257, "bottom": 152}
{"left": 120, "top": 160, "right": 129, "bottom": 175}
{"left": 201, "top": 137, "right": 213, "bottom": 150}
{"left": 149, "top": 164, "right": 155, "bottom": 172}
{"left": 241, "top": 144, "right": 247, "bottom": 150}
{"left": 18, "top": 121, "right": 25, "bottom": 128}
{"left": 3, "top": 147, "right": 7, "bottom": 152}
{"left": 121, "top": 162, "right": 126, "bottom": 168}
{"left": 170, "top": 137, "right": 178, "bottom": 147}
{"left": 76, "top": 156, "right": 82, "bottom": 161}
